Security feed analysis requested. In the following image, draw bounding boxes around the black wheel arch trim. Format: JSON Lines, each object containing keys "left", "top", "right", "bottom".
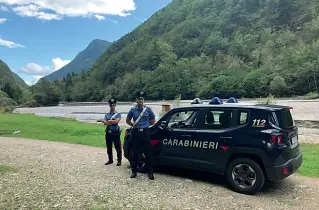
{"left": 223, "top": 147, "right": 271, "bottom": 177}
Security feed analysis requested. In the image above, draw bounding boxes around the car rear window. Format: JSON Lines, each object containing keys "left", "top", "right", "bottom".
{"left": 272, "top": 109, "right": 294, "bottom": 129}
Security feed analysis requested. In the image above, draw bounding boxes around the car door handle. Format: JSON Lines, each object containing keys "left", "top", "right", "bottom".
{"left": 220, "top": 136, "right": 232, "bottom": 139}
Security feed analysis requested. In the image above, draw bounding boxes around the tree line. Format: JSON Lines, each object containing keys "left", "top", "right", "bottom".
{"left": 29, "top": 0, "right": 319, "bottom": 105}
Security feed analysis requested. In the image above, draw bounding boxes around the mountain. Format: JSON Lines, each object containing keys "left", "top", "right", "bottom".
{"left": 48, "top": 0, "right": 319, "bottom": 101}
{"left": 0, "top": 59, "right": 31, "bottom": 103}
{"left": 43, "top": 39, "right": 112, "bottom": 82}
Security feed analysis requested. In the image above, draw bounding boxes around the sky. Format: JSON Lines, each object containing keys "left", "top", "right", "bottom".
{"left": 0, "top": 0, "right": 172, "bottom": 85}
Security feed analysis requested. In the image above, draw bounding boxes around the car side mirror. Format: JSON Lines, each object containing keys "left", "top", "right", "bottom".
{"left": 158, "top": 121, "right": 167, "bottom": 130}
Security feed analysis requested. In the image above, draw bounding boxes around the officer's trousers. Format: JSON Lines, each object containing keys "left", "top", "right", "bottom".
{"left": 131, "top": 128, "right": 154, "bottom": 173}
{"left": 105, "top": 132, "right": 122, "bottom": 162}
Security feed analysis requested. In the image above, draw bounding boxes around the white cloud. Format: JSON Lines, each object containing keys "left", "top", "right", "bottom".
{"left": 18, "top": 58, "right": 71, "bottom": 76}
{"left": 24, "top": 75, "right": 43, "bottom": 86}
{"left": 107, "top": 19, "right": 118, "bottom": 24}
{"left": 0, "top": 18, "right": 7, "bottom": 23}
{"left": 0, "top": 0, "right": 136, "bottom": 20}
{"left": 12, "top": 4, "right": 61, "bottom": 20}
{"left": 24, "top": 81, "right": 33, "bottom": 86}
{"left": 94, "top": 15, "right": 118, "bottom": 23}
{"left": 52, "top": 58, "right": 71, "bottom": 70}
{"left": 94, "top": 15, "right": 105, "bottom": 21}
{"left": 133, "top": 17, "right": 147, "bottom": 22}
{"left": 0, "top": 5, "right": 9, "bottom": 11}
{"left": 19, "top": 62, "right": 52, "bottom": 75}
{"left": 34, "top": 75, "right": 43, "bottom": 80}
{"left": 0, "top": 37, "right": 25, "bottom": 48}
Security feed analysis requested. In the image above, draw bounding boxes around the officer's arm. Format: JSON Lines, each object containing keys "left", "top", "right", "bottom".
{"left": 126, "top": 110, "right": 134, "bottom": 126}
{"left": 103, "top": 115, "right": 111, "bottom": 125}
{"left": 126, "top": 119, "right": 133, "bottom": 126}
{"left": 150, "top": 118, "right": 155, "bottom": 126}
{"left": 149, "top": 108, "right": 156, "bottom": 126}
{"left": 108, "top": 116, "right": 121, "bottom": 124}
{"left": 103, "top": 120, "right": 111, "bottom": 125}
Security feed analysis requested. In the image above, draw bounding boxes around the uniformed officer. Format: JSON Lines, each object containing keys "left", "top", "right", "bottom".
{"left": 126, "top": 91, "right": 156, "bottom": 180}
{"left": 103, "top": 98, "right": 122, "bottom": 166}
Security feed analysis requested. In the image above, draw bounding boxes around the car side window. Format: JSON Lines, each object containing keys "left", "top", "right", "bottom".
{"left": 239, "top": 111, "right": 248, "bottom": 125}
{"left": 195, "top": 109, "right": 234, "bottom": 130}
{"left": 167, "top": 110, "right": 197, "bottom": 129}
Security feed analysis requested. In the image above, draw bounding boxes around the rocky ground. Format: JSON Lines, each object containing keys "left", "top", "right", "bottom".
{"left": 1, "top": 137, "right": 319, "bottom": 210}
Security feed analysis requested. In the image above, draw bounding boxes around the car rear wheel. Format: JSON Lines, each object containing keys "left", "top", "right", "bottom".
{"left": 226, "top": 158, "right": 265, "bottom": 195}
{"left": 128, "top": 149, "right": 147, "bottom": 173}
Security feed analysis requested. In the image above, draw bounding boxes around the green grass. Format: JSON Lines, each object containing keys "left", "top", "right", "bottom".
{"left": 297, "top": 144, "right": 319, "bottom": 178}
{"left": 0, "top": 113, "right": 127, "bottom": 147}
{"left": 0, "top": 164, "right": 16, "bottom": 174}
{"left": 0, "top": 113, "right": 318, "bottom": 178}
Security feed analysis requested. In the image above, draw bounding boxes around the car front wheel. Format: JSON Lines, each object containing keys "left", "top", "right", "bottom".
{"left": 226, "top": 158, "right": 265, "bottom": 195}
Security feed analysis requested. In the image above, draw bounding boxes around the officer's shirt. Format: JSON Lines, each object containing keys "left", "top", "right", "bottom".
{"left": 127, "top": 105, "right": 155, "bottom": 128}
{"left": 104, "top": 111, "right": 121, "bottom": 131}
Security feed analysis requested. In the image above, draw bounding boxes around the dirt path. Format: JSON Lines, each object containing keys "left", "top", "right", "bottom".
{"left": 1, "top": 137, "right": 319, "bottom": 210}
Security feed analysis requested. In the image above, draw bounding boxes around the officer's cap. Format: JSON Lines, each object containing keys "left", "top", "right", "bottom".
{"left": 135, "top": 91, "right": 146, "bottom": 99}
{"left": 108, "top": 98, "right": 117, "bottom": 105}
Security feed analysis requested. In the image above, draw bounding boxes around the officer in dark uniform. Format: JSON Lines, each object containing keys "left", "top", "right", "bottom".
{"left": 126, "top": 91, "right": 156, "bottom": 180}
{"left": 103, "top": 98, "right": 122, "bottom": 166}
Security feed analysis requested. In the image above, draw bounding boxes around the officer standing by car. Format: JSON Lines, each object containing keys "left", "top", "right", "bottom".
{"left": 103, "top": 98, "right": 122, "bottom": 166}
{"left": 126, "top": 91, "right": 156, "bottom": 180}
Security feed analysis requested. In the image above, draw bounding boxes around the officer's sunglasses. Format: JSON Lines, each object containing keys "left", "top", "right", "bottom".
{"left": 138, "top": 97, "right": 144, "bottom": 100}
{"left": 109, "top": 104, "right": 116, "bottom": 107}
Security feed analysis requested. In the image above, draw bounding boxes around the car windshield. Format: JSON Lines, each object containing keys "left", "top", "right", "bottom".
{"left": 272, "top": 109, "right": 294, "bottom": 129}
{"left": 169, "top": 110, "right": 195, "bottom": 123}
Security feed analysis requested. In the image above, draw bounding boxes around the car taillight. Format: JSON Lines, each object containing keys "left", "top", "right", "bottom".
{"left": 271, "top": 136, "right": 277, "bottom": 144}
{"left": 277, "top": 135, "right": 283, "bottom": 144}
{"left": 271, "top": 135, "right": 283, "bottom": 145}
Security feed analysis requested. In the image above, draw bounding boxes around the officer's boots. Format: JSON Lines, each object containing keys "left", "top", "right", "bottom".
{"left": 130, "top": 171, "right": 137, "bottom": 178}
{"left": 117, "top": 161, "right": 121, "bottom": 166}
{"left": 148, "top": 170, "right": 154, "bottom": 180}
{"left": 105, "top": 159, "right": 113, "bottom": 165}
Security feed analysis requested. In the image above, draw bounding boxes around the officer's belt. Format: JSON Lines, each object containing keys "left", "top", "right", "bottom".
{"left": 132, "top": 128, "right": 148, "bottom": 132}
{"left": 106, "top": 129, "right": 120, "bottom": 133}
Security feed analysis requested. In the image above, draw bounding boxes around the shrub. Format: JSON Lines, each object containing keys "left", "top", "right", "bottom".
{"left": 0, "top": 97, "right": 18, "bottom": 106}
{"left": 0, "top": 106, "right": 14, "bottom": 113}
{"left": 256, "top": 94, "right": 277, "bottom": 105}
{"left": 0, "top": 91, "right": 9, "bottom": 98}
{"left": 22, "top": 100, "right": 40, "bottom": 107}
{"left": 306, "top": 92, "right": 319, "bottom": 99}
{"left": 270, "top": 76, "right": 288, "bottom": 97}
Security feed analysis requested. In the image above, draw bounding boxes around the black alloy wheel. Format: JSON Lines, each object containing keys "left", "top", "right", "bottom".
{"left": 226, "top": 158, "right": 265, "bottom": 195}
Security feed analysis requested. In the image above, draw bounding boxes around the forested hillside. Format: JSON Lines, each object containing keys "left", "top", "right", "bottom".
{"left": 44, "top": 0, "right": 319, "bottom": 101}
{"left": 0, "top": 59, "right": 31, "bottom": 104}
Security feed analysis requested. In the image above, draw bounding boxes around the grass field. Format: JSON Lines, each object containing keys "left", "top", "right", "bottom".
{"left": 0, "top": 164, "right": 17, "bottom": 174}
{"left": 297, "top": 144, "right": 319, "bottom": 178}
{"left": 0, "top": 113, "right": 127, "bottom": 147}
{"left": 1, "top": 113, "right": 318, "bottom": 178}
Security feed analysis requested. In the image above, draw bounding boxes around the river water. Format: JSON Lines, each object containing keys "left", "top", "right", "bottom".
{"left": 13, "top": 99, "right": 319, "bottom": 125}
{"left": 13, "top": 101, "right": 196, "bottom": 126}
